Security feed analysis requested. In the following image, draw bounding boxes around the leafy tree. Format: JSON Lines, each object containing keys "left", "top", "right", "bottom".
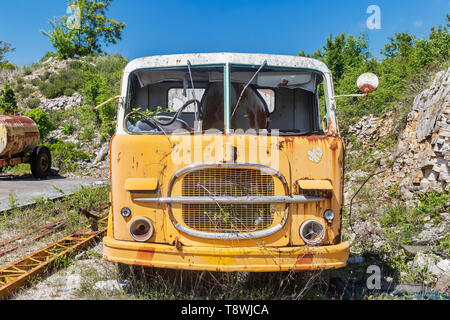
{"left": 381, "top": 32, "right": 416, "bottom": 59}
{"left": 300, "top": 32, "right": 370, "bottom": 83}
{"left": 0, "top": 41, "right": 15, "bottom": 69}
{"left": 81, "top": 73, "right": 116, "bottom": 141}
{"left": 299, "top": 14, "right": 449, "bottom": 129}
{"left": 42, "top": 16, "right": 80, "bottom": 59}
{"left": 0, "top": 83, "right": 18, "bottom": 114}
{"left": 42, "top": 0, "right": 126, "bottom": 58}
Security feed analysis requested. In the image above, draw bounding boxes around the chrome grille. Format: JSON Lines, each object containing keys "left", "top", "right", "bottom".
{"left": 181, "top": 168, "right": 275, "bottom": 233}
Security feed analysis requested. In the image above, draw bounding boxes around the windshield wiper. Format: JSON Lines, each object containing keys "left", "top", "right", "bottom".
{"left": 231, "top": 60, "right": 267, "bottom": 119}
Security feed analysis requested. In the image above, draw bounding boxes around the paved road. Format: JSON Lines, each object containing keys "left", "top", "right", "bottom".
{"left": 0, "top": 175, "right": 108, "bottom": 212}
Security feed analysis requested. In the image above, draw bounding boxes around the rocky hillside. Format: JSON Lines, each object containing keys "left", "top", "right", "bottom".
{"left": 0, "top": 53, "right": 127, "bottom": 177}
{"left": 343, "top": 67, "right": 449, "bottom": 296}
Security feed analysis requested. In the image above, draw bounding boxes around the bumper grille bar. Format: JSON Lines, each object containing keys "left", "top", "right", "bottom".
{"left": 134, "top": 195, "right": 324, "bottom": 204}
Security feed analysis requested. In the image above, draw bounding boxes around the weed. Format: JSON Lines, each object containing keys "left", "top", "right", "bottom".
{"left": 62, "top": 120, "right": 75, "bottom": 135}
{"left": 8, "top": 190, "right": 17, "bottom": 209}
{"left": 54, "top": 255, "right": 75, "bottom": 269}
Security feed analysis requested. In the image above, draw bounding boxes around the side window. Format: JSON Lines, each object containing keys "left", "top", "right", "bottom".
{"left": 257, "top": 89, "right": 275, "bottom": 113}
{"left": 168, "top": 88, "right": 206, "bottom": 112}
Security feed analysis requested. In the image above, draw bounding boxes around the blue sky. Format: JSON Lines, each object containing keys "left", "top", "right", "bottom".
{"left": 1, "top": 0, "right": 449, "bottom": 65}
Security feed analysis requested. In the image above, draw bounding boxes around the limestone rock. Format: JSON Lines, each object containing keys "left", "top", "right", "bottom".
{"left": 93, "top": 280, "right": 131, "bottom": 293}
{"left": 94, "top": 142, "right": 110, "bottom": 164}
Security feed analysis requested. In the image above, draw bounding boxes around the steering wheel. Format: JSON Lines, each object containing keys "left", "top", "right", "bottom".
{"left": 125, "top": 99, "right": 201, "bottom": 132}
{"left": 153, "top": 115, "right": 190, "bottom": 127}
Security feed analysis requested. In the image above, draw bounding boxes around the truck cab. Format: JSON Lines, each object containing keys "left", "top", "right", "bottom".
{"left": 103, "top": 53, "right": 350, "bottom": 271}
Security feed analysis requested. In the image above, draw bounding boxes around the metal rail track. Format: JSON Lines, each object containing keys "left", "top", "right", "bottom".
{"left": 0, "top": 214, "right": 108, "bottom": 300}
{"left": 0, "top": 218, "right": 66, "bottom": 258}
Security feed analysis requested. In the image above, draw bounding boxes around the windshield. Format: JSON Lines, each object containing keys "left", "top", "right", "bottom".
{"left": 124, "top": 64, "right": 325, "bottom": 135}
{"left": 229, "top": 65, "right": 324, "bottom": 135}
{"left": 124, "top": 65, "right": 225, "bottom": 134}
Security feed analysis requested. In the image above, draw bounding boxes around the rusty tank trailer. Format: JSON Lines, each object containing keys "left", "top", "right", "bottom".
{"left": 0, "top": 115, "right": 52, "bottom": 179}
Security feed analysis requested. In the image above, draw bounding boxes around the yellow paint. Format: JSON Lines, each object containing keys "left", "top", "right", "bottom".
{"left": 297, "top": 179, "right": 333, "bottom": 190}
{"left": 104, "top": 133, "right": 349, "bottom": 271}
{"left": 124, "top": 178, "right": 158, "bottom": 191}
{"left": 103, "top": 236, "right": 349, "bottom": 272}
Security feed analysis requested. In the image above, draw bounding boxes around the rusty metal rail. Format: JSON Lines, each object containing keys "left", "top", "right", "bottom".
{"left": 0, "top": 218, "right": 66, "bottom": 258}
{"left": 0, "top": 214, "right": 108, "bottom": 299}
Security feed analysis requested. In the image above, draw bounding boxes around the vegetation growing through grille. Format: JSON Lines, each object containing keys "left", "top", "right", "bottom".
{"left": 181, "top": 168, "right": 276, "bottom": 233}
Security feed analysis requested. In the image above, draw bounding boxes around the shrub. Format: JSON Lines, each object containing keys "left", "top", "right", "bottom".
{"left": 62, "top": 120, "right": 75, "bottom": 135}
{"left": 81, "top": 68, "right": 122, "bottom": 142}
{"left": 23, "top": 67, "right": 33, "bottom": 76}
{"left": 44, "top": 141, "right": 89, "bottom": 172}
{"left": 39, "top": 71, "right": 51, "bottom": 81}
{"left": 27, "top": 96, "right": 41, "bottom": 109}
{"left": 98, "top": 102, "right": 117, "bottom": 141}
{"left": 31, "top": 78, "right": 42, "bottom": 87}
{"left": 63, "top": 88, "right": 75, "bottom": 96}
{"left": 24, "top": 107, "right": 54, "bottom": 140}
{"left": 38, "top": 69, "right": 83, "bottom": 98}
{"left": 0, "top": 83, "right": 18, "bottom": 114}
{"left": 18, "top": 86, "right": 34, "bottom": 100}
{"left": 79, "top": 124, "right": 96, "bottom": 141}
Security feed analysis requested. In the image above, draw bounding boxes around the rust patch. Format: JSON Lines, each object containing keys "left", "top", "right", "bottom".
{"left": 330, "top": 140, "right": 338, "bottom": 150}
{"left": 295, "top": 253, "right": 314, "bottom": 271}
{"left": 136, "top": 247, "right": 155, "bottom": 264}
{"left": 304, "top": 135, "right": 330, "bottom": 143}
{"left": 278, "top": 136, "right": 299, "bottom": 150}
{"left": 173, "top": 237, "right": 184, "bottom": 251}
{"left": 358, "top": 83, "right": 376, "bottom": 93}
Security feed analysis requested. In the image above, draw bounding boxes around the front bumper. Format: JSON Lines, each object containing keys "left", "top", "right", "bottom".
{"left": 103, "top": 236, "right": 350, "bottom": 272}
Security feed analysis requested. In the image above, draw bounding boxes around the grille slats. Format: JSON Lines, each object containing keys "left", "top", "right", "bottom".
{"left": 181, "top": 168, "right": 275, "bottom": 234}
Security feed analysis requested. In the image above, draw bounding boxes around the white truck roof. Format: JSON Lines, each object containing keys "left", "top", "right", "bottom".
{"left": 125, "top": 53, "right": 331, "bottom": 74}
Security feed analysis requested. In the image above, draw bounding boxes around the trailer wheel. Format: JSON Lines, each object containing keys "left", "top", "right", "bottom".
{"left": 30, "top": 146, "right": 51, "bottom": 179}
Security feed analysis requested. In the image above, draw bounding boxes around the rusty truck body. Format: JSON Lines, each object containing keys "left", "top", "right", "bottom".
{"left": 103, "top": 53, "right": 351, "bottom": 271}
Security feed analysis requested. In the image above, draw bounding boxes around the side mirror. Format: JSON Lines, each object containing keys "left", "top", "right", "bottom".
{"left": 357, "top": 73, "right": 379, "bottom": 94}
{"left": 333, "top": 73, "right": 379, "bottom": 99}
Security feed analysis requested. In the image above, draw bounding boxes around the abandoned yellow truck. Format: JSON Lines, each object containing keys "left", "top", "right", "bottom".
{"left": 102, "top": 53, "right": 376, "bottom": 272}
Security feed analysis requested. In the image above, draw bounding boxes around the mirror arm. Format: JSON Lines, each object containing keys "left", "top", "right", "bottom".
{"left": 333, "top": 93, "right": 368, "bottom": 99}
{"left": 93, "top": 95, "right": 122, "bottom": 111}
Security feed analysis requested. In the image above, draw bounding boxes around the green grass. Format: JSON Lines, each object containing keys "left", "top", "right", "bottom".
{"left": 380, "top": 188, "right": 449, "bottom": 246}
{"left": 0, "top": 184, "right": 110, "bottom": 234}
{"left": 2, "top": 163, "right": 31, "bottom": 176}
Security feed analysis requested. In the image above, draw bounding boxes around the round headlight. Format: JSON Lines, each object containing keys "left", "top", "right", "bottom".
{"left": 323, "top": 209, "right": 335, "bottom": 224}
{"left": 300, "top": 219, "right": 325, "bottom": 246}
{"left": 129, "top": 217, "right": 153, "bottom": 242}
